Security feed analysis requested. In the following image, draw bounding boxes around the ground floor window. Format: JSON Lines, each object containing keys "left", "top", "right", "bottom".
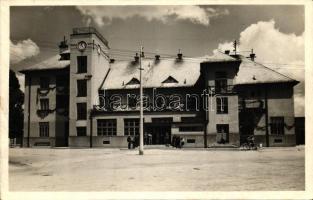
{"left": 76, "top": 126, "right": 87, "bottom": 136}
{"left": 39, "top": 122, "right": 49, "bottom": 137}
{"left": 124, "top": 118, "right": 139, "bottom": 136}
{"left": 270, "top": 117, "right": 284, "bottom": 135}
{"left": 97, "top": 119, "right": 117, "bottom": 136}
{"left": 216, "top": 124, "right": 229, "bottom": 143}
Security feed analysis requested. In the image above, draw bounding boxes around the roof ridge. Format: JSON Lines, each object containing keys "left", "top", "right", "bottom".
{"left": 244, "top": 58, "right": 297, "bottom": 82}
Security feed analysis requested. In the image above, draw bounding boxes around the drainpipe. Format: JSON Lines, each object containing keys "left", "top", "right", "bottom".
{"left": 89, "top": 110, "right": 93, "bottom": 148}
{"left": 27, "top": 76, "right": 31, "bottom": 148}
{"left": 265, "top": 86, "right": 269, "bottom": 147}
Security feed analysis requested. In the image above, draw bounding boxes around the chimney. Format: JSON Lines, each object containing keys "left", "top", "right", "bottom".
{"left": 177, "top": 49, "right": 183, "bottom": 60}
{"left": 249, "top": 49, "right": 256, "bottom": 61}
{"left": 109, "top": 58, "right": 115, "bottom": 63}
{"left": 58, "top": 36, "right": 70, "bottom": 60}
{"left": 58, "top": 36, "right": 68, "bottom": 54}
{"left": 155, "top": 55, "right": 160, "bottom": 61}
{"left": 224, "top": 50, "right": 230, "bottom": 55}
{"left": 134, "top": 53, "right": 139, "bottom": 63}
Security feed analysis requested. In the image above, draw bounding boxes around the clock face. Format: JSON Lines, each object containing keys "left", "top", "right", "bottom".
{"left": 97, "top": 45, "right": 101, "bottom": 55}
{"left": 77, "top": 41, "right": 87, "bottom": 51}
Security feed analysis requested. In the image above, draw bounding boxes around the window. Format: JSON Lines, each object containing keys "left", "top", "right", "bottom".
{"left": 128, "top": 96, "right": 137, "bottom": 109}
{"left": 187, "top": 139, "right": 196, "bottom": 143}
{"left": 40, "top": 77, "right": 50, "bottom": 89}
{"left": 39, "top": 122, "right": 49, "bottom": 137}
{"left": 216, "top": 124, "right": 229, "bottom": 143}
{"left": 270, "top": 117, "right": 284, "bottom": 135}
{"left": 162, "top": 76, "right": 178, "bottom": 84}
{"left": 76, "top": 127, "right": 87, "bottom": 136}
{"left": 77, "top": 56, "right": 87, "bottom": 73}
{"left": 126, "top": 77, "right": 140, "bottom": 85}
{"left": 97, "top": 119, "right": 117, "bottom": 136}
{"left": 77, "top": 103, "right": 87, "bottom": 120}
{"left": 215, "top": 71, "right": 227, "bottom": 93}
{"left": 40, "top": 98, "right": 49, "bottom": 110}
{"left": 77, "top": 79, "right": 87, "bottom": 97}
{"left": 179, "top": 126, "right": 203, "bottom": 132}
{"left": 98, "top": 90, "right": 105, "bottom": 108}
{"left": 124, "top": 118, "right": 139, "bottom": 136}
{"left": 216, "top": 97, "right": 228, "bottom": 114}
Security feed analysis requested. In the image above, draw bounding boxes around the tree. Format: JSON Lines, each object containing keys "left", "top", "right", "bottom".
{"left": 9, "top": 70, "right": 24, "bottom": 143}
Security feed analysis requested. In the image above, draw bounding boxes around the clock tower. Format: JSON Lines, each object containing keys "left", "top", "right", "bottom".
{"left": 68, "top": 27, "right": 110, "bottom": 147}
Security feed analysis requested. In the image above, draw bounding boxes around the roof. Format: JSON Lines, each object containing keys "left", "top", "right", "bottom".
{"left": 20, "top": 54, "right": 70, "bottom": 72}
{"left": 102, "top": 58, "right": 200, "bottom": 89}
{"left": 101, "top": 54, "right": 238, "bottom": 90}
{"left": 234, "top": 57, "right": 298, "bottom": 85}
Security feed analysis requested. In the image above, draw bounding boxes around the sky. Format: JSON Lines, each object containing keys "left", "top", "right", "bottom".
{"left": 9, "top": 5, "right": 305, "bottom": 116}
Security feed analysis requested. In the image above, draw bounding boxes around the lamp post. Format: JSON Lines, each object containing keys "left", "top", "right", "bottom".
{"left": 139, "top": 46, "right": 144, "bottom": 155}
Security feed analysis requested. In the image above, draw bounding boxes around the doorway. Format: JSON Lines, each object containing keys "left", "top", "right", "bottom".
{"left": 144, "top": 124, "right": 171, "bottom": 145}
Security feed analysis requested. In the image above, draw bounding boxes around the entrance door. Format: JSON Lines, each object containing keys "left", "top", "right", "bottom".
{"left": 145, "top": 125, "right": 171, "bottom": 145}
{"left": 216, "top": 124, "right": 229, "bottom": 144}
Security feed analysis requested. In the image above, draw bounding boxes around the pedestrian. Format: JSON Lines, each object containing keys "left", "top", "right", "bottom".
{"left": 180, "top": 137, "right": 185, "bottom": 148}
{"left": 176, "top": 136, "right": 181, "bottom": 148}
{"left": 134, "top": 134, "right": 139, "bottom": 148}
{"left": 148, "top": 133, "right": 152, "bottom": 145}
{"left": 165, "top": 132, "right": 169, "bottom": 145}
{"left": 172, "top": 135, "right": 176, "bottom": 147}
{"left": 127, "top": 136, "right": 131, "bottom": 149}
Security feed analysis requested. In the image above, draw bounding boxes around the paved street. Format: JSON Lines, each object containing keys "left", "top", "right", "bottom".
{"left": 9, "top": 146, "right": 304, "bottom": 191}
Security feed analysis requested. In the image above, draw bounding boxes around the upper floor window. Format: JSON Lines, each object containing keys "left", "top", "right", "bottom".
{"left": 40, "top": 98, "right": 49, "bottom": 110}
{"left": 162, "top": 76, "right": 178, "bottom": 84}
{"left": 77, "top": 56, "right": 87, "bottom": 73}
{"left": 97, "top": 119, "right": 117, "bottom": 136}
{"left": 126, "top": 78, "right": 140, "bottom": 85}
{"left": 215, "top": 71, "right": 227, "bottom": 93}
{"left": 39, "top": 122, "right": 49, "bottom": 137}
{"left": 77, "top": 79, "right": 87, "bottom": 97}
{"left": 270, "top": 117, "right": 284, "bottom": 135}
{"left": 77, "top": 103, "right": 87, "bottom": 120}
{"left": 216, "top": 97, "right": 228, "bottom": 114}
{"left": 40, "top": 77, "right": 50, "bottom": 89}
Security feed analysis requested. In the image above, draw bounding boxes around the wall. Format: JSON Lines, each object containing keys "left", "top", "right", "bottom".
{"left": 238, "top": 83, "right": 296, "bottom": 147}
{"left": 201, "top": 62, "right": 241, "bottom": 146}
{"left": 69, "top": 31, "right": 110, "bottom": 141}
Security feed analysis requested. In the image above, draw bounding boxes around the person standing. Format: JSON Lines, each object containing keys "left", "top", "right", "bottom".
{"left": 127, "top": 136, "right": 131, "bottom": 149}
{"left": 180, "top": 137, "right": 185, "bottom": 148}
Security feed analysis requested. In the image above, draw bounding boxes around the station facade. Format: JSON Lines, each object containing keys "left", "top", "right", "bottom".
{"left": 21, "top": 27, "right": 299, "bottom": 148}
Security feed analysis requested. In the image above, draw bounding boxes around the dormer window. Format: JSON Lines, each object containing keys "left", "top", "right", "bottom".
{"left": 162, "top": 76, "right": 178, "bottom": 84}
{"left": 126, "top": 78, "right": 140, "bottom": 85}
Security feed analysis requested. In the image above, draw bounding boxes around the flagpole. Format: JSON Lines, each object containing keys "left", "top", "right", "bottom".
{"left": 139, "top": 46, "right": 144, "bottom": 155}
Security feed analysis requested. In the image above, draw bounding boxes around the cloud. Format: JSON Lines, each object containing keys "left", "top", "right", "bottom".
{"left": 76, "top": 6, "right": 229, "bottom": 26}
{"left": 10, "top": 39, "right": 40, "bottom": 64}
{"left": 214, "top": 20, "right": 304, "bottom": 116}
